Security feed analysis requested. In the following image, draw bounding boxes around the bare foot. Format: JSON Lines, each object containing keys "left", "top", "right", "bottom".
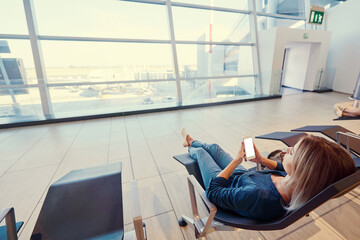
{"left": 334, "top": 104, "right": 345, "bottom": 117}
{"left": 181, "top": 128, "right": 194, "bottom": 147}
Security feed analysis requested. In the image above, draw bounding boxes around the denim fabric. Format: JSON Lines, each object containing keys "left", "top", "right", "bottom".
{"left": 188, "top": 140, "right": 246, "bottom": 188}
{"left": 207, "top": 171, "right": 288, "bottom": 220}
{"left": 188, "top": 140, "right": 288, "bottom": 220}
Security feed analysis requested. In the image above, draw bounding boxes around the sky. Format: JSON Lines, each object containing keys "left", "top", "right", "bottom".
{"left": 2, "top": 0, "right": 314, "bottom": 71}
{"left": 0, "top": 0, "right": 252, "bottom": 68}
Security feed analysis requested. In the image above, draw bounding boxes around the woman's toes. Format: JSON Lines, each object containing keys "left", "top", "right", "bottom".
{"left": 181, "top": 128, "right": 189, "bottom": 147}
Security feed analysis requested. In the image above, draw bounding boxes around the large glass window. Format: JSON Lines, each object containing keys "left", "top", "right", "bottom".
{"left": 0, "top": 39, "right": 42, "bottom": 123}
{"left": 181, "top": 76, "right": 256, "bottom": 106}
{"left": 257, "top": 16, "right": 306, "bottom": 31}
{"left": 0, "top": 86, "right": 43, "bottom": 124}
{"left": 0, "top": 0, "right": 309, "bottom": 125}
{"left": 0, "top": 0, "right": 28, "bottom": 34}
{"left": 40, "top": 41, "right": 174, "bottom": 83}
{"left": 256, "top": 0, "right": 305, "bottom": 17}
{"left": 173, "top": 0, "right": 248, "bottom": 10}
{"left": 40, "top": 41, "right": 176, "bottom": 117}
{"left": 34, "top": 0, "right": 170, "bottom": 39}
{"left": 48, "top": 80, "right": 178, "bottom": 117}
{"left": 172, "top": 7, "right": 250, "bottom": 42}
{"left": 177, "top": 44, "right": 254, "bottom": 78}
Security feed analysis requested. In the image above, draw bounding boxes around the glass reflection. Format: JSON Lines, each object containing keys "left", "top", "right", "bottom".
{"left": 0, "top": 39, "right": 41, "bottom": 123}
{"left": 181, "top": 77, "right": 257, "bottom": 105}
{"left": 177, "top": 44, "right": 254, "bottom": 78}
{"left": 256, "top": 0, "right": 305, "bottom": 17}
{"left": 172, "top": 7, "right": 250, "bottom": 42}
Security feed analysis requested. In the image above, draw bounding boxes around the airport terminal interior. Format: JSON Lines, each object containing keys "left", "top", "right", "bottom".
{"left": 0, "top": 0, "right": 359, "bottom": 239}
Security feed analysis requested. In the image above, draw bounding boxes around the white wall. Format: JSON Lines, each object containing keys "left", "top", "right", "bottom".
{"left": 282, "top": 43, "right": 311, "bottom": 89}
{"left": 326, "top": 0, "right": 360, "bottom": 94}
{"left": 258, "top": 27, "right": 331, "bottom": 94}
{"left": 304, "top": 43, "right": 321, "bottom": 90}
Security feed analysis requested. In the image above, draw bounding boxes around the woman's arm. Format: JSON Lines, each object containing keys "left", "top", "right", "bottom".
{"left": 217, "top": 142, "right": 245, "bottom": 179}
{"left": 251, "top": 144, "right": 279, "bottom": 170}
{"left": 258, "top": 157, "right": 278, "bottom": 170}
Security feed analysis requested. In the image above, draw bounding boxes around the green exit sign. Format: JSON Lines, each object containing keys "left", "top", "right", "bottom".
{"left": 309, "top": 6, "right": 325, "bottom": 24}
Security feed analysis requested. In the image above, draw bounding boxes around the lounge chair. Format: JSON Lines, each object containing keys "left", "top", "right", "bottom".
{"left": 255, "top": 131, "right": 307, "bottom": 147}
{"left": 291, "top": 125, "right": 360, "bottom": 156}
{"left": 174, "top": 153, "right": 360, "bottom": 239}
{"left": 174, "top": 131, "right": 360, "bottom": 239}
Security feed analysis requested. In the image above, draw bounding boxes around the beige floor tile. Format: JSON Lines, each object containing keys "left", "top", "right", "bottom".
{"left": 77, "top": 125, "right": 111, "bottom": 138}
{"left": 14, "top": 125, "right": 51, "bottom": 135}
{"left": 122, "top": 176, "right": 173, "bottom": 225}
{"left": 8, "top": 154, "right": 64, "bottom": 172}
{"left": 0, "top": 165, "right": 58, "bottom": 228}
{"left": 18, "top": 202, "right": 42, "bottom": 240}
{"left": 161, "top": 170, "right": 199, "bottom": 219}
{"left": 124, "top": 116, "right": 141, "bottom": 130}
{"left": 259, "top": 214, "right": 344, "bottom": 240}
{"left": 142, "top": 211, "right": 184, "bottom": 240}
{"left": 8, "top": 137, "right": 74, "bottom": 172}
{"left": 0, "top": 129, "right": 17, "bottom": 143}
{"left": 51, "top": 146, "right": 109, "bottom": 183}
{"left": 111, "top": 117, "right": 126, "bottom": 132}
{"left": 29, "top": 137, "right": 74, "bottom": 155}
{"left": 0, "top": 132, "right": 42, "bottom": 155}
{"left": 147, "top": 135, "right": 185, "bottom": 174}
{"left": 127, "top": 128, "right": 145, "bottom": 141}
{"left": 108, "top": 143, "right": 130, "bottom": 161}
{"left": 0, "top": 92, "right": 359, "bottom": 240}
{"left": 137, "top": 114, "right": 174, "bottom": 137}
{"left": 150, "top": 150, "right": 185, "bottom": 174}
{"left": 124, "top": 211, "right": 185, "bottom": 240}
{"left": 312, "top": 194, "right": 360, "bottom": 240}
{"left": 81, "top": 118, "right": 111, "bottom": 133}
{"left": 128, "top": 139, "right": 151, "bottom": 156}
{"left": 109, "top": 131, "right": 128, "bottom": 145}
{"left": 109, "top": 157, "right": 134, "bottom": 183}
{"left": 70, "top": 133, "right": 110, "bottom": 150}
{"left": 42, "top": 122, "right": 83, "bottom": 139}
{"left": 131, "top": 153, "right": 159, "bottom": 180}
{"left": 0, "top": 149, "right": 27, "bottom": 163}
{"left": 0, "top": 160, "right": 15, "bottom": 176}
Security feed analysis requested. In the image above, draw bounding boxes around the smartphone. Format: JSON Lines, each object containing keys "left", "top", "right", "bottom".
{"left": 243, "top": 136, "right": 256, "bottom": 160}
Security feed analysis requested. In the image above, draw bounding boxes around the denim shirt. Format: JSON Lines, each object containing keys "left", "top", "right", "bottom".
{"left": 206, "top": 162, "right": 288, "bottom": 220}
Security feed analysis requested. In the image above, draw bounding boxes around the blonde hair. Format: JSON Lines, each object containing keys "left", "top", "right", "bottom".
{"left": 283, "top": 135, "right": 356, "bottom": 211}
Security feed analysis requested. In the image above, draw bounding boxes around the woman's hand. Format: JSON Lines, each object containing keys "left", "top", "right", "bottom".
{"left": 249, "top": 144, "right": 280, "bottom": 170}
{"left": 217, "top": 142, "right": 245, "bottom": 180}
{"left": 234, "top": 142, "right": 245, "bottom": 163}
{"left": 250, "top": 143, "right": 264, "bottom": 164}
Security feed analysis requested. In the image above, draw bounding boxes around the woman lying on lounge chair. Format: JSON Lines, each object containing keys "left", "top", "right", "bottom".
{"left": 334, "top": 101, "right": 360, "bottom": 117}
{"left": 181, "top": 129, "right": 355, "bottom": 220}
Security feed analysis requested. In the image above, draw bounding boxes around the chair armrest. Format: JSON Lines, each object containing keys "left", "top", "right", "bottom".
{"left": 336, "top": 131, "right": 360, "bottom": 155}
{"left": 187, "top": 175, "right": 217, "bottom": 236}
{"left": 131, "top": 181, "right": 146, "bottom": 240}
{"left": 0, "top": 208, "right": 18, "bottom": 240}
{"left": 0, "top": 208, "right": 11, "bottom": 222}
{"left": 187, "top": 175, "right": 216, "bottom": 212}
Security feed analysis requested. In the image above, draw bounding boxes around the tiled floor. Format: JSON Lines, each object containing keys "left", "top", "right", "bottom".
{"left": 0, "top": 91, "right": 359, "bottom": 240}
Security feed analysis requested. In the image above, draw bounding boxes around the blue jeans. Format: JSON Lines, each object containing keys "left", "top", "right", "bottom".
{"left": 189, "top": 141, "right": 246, "bottom": 189}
